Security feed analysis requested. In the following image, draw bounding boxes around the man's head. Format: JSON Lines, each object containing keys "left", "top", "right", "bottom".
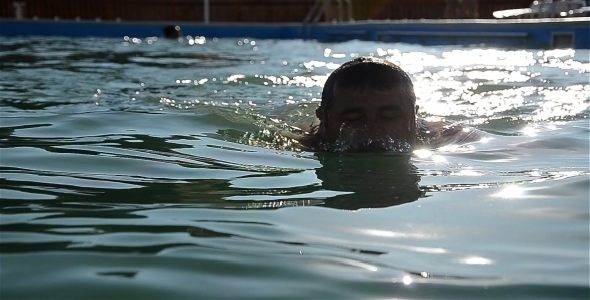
{"left": 163, "top": 25, "right": 182, "bottom": 39}
{"left": 315, "top": 57, "right": 417, "bottom": 151}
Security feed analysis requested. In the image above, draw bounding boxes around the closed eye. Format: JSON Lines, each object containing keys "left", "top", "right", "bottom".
{"left": 379, "top": 108, "right": 402, "bottom": 120}
{"left": 341, "top": 113, "right": 364, "bottom": 122}
{"left": 339, "top": 108, "right": 364, "bottom": 122}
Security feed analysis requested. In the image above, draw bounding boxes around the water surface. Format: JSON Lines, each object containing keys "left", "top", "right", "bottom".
{"left": 1, "top": 36, "right": 589, "bottom": 299}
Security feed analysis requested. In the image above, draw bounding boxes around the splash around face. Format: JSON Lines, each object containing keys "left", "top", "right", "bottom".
{"left": 316, "top": 88, "right": 417, "bottom": 152}
{"left": 319, "top": 123, "right": 413, "bottom": 153}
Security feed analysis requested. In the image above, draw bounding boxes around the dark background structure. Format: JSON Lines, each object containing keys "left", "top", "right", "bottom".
{"left": 0, "top": 0, "right": 535, "bottom": 22}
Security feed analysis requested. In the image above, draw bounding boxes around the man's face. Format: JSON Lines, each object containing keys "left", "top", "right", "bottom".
{"left": 318, "top": 86, "right": 416, "bottom": 151}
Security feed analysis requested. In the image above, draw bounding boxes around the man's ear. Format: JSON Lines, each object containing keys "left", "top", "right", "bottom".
{"left": 316, "top": 107, "right": 322, "bottom": 120}
{"left": 415, "top": 105, "right": 419, "bottom": 114}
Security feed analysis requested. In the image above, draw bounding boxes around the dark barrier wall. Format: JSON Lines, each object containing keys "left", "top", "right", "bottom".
{"left": 0, "top": 0, "right": 317, "bottom": 22}
{"left": 0, "top": 0, "right": 535, "bottom": 22}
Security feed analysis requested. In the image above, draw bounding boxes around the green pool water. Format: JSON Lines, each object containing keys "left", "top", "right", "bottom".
{"left": 0, "top": 37, "right": 588, "bottom": 299}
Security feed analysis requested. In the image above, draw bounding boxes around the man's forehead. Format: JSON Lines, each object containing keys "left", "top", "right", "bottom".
{"left": 333, "top": 80, "right": 409, "bottom": 92}
{"left": 332, "top": 87, "right": 413, "bottom": 108}
{"left": 334, "top": 86, "right": 407, "bottom": 95}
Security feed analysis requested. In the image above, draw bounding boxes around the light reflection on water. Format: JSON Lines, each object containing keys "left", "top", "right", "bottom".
{"left": 0, "top": 37, "right": 588, "bottom": 299}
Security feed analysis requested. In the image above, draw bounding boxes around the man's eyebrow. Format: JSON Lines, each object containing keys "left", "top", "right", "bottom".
{"left": 338, "top": 107, "right": 364, "bottom": 115}
{"left": 378, "top": 104, "right": 403, "bottom": 111}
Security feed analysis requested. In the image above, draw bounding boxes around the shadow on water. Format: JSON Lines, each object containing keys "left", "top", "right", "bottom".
{"left": 314, "top": 153, "right": 425, "bottom": 210}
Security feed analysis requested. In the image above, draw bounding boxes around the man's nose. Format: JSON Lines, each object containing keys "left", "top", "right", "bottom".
{"left": 365, "top": 116, "right": 378, "bottom": 128}
{"left": 364, "top": 117, "right": 386, "bottom": 138}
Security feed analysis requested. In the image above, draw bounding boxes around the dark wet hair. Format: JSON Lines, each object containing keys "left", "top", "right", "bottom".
{"left": 318, "top": 56, "right": 416, "bottom": 122}
{"left": 163, "top": 25, "right": 182, "bottom": 39}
